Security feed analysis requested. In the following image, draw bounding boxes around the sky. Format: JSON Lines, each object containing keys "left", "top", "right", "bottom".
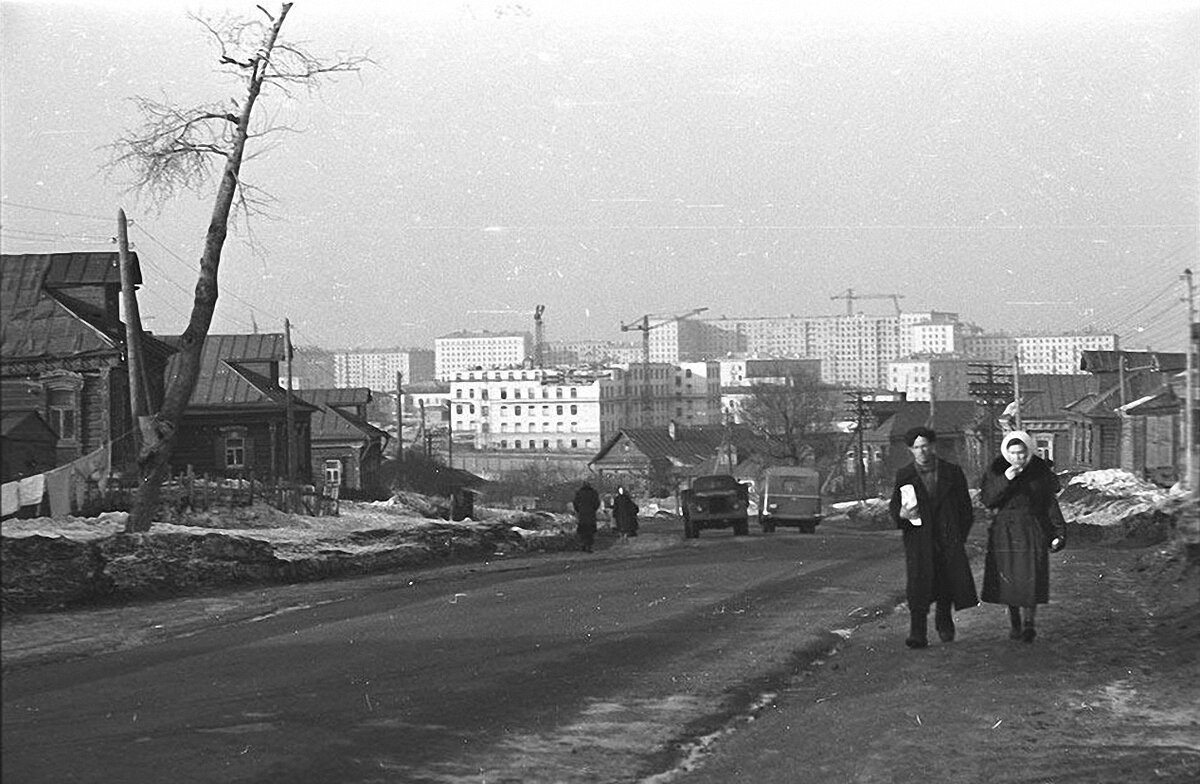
{"left": 2, "top": 0, "right": 1198, "bottom": 352}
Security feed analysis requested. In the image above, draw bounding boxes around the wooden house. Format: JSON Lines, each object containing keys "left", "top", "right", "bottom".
{"left": 1008, "top": 374, "right": 1098, "bottom": 470}
{"left": 0, "top": 252, "right": 175, "bottom": 475}
{"left": 167, "top": 333, "right": 316, "bottom": 482}
{"left": 298, "top": 387, "right": 390, "bottom": 498}
{"left": 860, "top": 401, "right": 983, "bottom": 488}
{"left": 589, "top": 421, "right": 775, "bottom": 495}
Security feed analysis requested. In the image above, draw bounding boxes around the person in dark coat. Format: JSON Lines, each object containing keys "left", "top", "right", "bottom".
{"left": 888, "top": 426, "right": 979, "bottom": 649}
{"left": 612, "top": 486, "right": 639, "bottom": 540}
{"left": 980, "top": 430, "right": 1066, "bottom": 643}
{"left": 572, "top": 481, "right": 601, "bottom": 552}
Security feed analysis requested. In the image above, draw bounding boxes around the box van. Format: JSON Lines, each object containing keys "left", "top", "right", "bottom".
{"left": 758, "top": 466, "right": 822, "bottom": 533}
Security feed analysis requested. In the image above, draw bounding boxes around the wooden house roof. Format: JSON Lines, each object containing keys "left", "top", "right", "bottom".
{"left": 1015, "top": 374, "right": 1098, "bottom": 418}
{"left": 591, "top": 424, "right": 774, "bottom": 468}
{"left": 1, "top": 252, "right": 172, "bottom": 364}
{"left": 1080, "top": 350, "right": 1187, "bottom": 374}
{"left": 299, "top": 388, "right": 388, "bottom": 443}
{"left": 864, "top": 400, "right": 980, "bottom": 442}
{"left": 168, "top": 333, "right": 313, "bottom": 412}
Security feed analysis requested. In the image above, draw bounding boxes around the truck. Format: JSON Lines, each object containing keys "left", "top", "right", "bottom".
{"left": 757, "top": 466, "right": 823, "bottom": 533}
{"left": 680, "top": 474, "right": 750, "bottom": 538}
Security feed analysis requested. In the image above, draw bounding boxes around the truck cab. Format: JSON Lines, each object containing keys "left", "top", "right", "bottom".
{"left": 680, "top": 474, "right": 750, "bottom": 538}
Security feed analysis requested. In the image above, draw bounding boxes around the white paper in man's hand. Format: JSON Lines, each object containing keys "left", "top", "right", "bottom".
{"left": 900, "top": 484, "right": 922, "bottom": 526}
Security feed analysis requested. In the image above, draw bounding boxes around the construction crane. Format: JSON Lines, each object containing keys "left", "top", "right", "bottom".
{"left": 830, "top": 288, "right": 905, "bottom": 316}
{"left": 620, "top": 307, "right": 709, "bottom": 416}
{"left": 533, "top": 304, "right": 546, "bottom": 368}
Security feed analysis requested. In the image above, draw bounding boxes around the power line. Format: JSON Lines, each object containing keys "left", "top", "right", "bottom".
{"left": 0, "top": 200, "right": 113, "bottom": 222}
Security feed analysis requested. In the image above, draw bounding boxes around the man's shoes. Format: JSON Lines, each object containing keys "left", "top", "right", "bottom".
{"left": 1009, "top": 627, "right": 1023, "bottom": 640}
{"left": 906, "top": 611, "right": 928, "bottom": 649}
{"left": 1021, "top": 624, "right": 1036, "bottom": 643}
{"left": 937, "top": 626, "right": 955, "bottom": 643}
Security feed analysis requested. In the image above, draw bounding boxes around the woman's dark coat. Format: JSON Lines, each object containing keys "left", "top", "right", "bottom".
{"left": 979, "top": 455, "right": 1066, "bottom": 606}
{"left": 612, "top": 493, "right": 639, "bottom": 535}
{"left": 888, "top": 458, "right": 979, "bottom": 612}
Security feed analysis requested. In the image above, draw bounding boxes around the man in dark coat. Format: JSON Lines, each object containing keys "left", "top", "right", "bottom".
{"left": 888, "top": 426, "right": 979, "bottom": 649}
{"left": 572, "top": 481, "right": 601, "bottom": 552}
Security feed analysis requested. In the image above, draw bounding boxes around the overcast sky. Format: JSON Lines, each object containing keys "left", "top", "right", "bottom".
{"left": 2, "top": 0, "right": 1197, "bottom": 351}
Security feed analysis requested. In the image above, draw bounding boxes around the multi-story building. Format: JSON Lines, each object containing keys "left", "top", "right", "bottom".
{"left": 689, "top": 312, "right": 961, "bottom": 388}
{"left": 717, "top": 357, "right": 823, "bottom": 424}
{"left": 887, "top": 355, "right": 971, "bottom": 401}
{"left": 332, "top": 349, "right": 434, "bottom": 391}
{"left": 598, "top": 361, "right": 723, "bottom": 438}
{"left": 434, "top": 331, "right": 533, "bottom": 381}
{"left": 548, "top": 339, "right": 642, "bottom": 365}
{"left": 448, "top": 367, "right": 603, "bottom": 453}
{"left": 965, "top": 332, "right": 1119, "bottom": 375}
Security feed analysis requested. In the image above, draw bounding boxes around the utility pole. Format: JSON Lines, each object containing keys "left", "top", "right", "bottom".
{"left": 284, "top": 318, "right": 296, "bottom": 482}
{"left": 1183, "top": 268, "right": 1196, "bottom": 497}
{"left": 1012, "top": 353, "right": 1022, "bottom": 429}
{"left": 968, "top": 362, "right": 1013, "bottom": 458}
{"left": 395, "top": 371, "right": 404, "bottom": 461}
{"left": 117, "top": 209, "right": 148, "bottom": 446}
{"left": 844, "top": 389, "right": 871, "bottom": 501}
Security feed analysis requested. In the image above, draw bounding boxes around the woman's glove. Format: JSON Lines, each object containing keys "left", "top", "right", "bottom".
{"left": 1049, "top": 536, "right": 1065, "bottom": 553}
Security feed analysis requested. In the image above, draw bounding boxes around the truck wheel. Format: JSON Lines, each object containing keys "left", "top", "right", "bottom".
{"left": 684, "top": 520, "right": 698, "bottom": 539}
{"left": 733, "top": 519, "right": 749, "bottom": 536}
{"left": 801, "top": 523, "right": 816, "bottom": 534}
{"left": 761, "top": 520, "right": 776, "bottom": 533}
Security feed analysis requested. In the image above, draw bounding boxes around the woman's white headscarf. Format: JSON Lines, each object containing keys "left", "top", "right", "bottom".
{"left": 1000, "top": 430, "right": 1035, "bottom": 464}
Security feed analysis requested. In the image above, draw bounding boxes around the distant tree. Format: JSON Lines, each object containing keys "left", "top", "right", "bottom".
{"left": 740, "top": 373, "right": 842, "bottom": 468}
{"left": 109, "top": 3, "right": 368, "bottom": 532}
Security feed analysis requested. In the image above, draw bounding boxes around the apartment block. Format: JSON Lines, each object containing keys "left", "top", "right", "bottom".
{"left": 598, "top": 361, "right": 723, "bottom": 438}
{"left": 965, "top": 332, "right": 1119, "bottom": 375}
{"left": 448, "top": 367, "right": 603, "bottom": 452}
{"left": 435, "top": 331, "right": 533, "bottom": 381}
{"left": 332, "top": 349, "right": 434, "bottom": 391}
{"left": 888, "top": 355, "right": 971, "bottom": 401}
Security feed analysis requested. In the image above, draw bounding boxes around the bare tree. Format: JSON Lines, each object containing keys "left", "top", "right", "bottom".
{"left": 110, "top": 3, "right": 367, "bottom": 532}
{"left": 740, "top": 373, "right": 842, "bottom": 467}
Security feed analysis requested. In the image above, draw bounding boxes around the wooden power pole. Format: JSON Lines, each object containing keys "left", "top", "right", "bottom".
{"left": 117, "top": 209, "right": 148, "bottom": 443}
{"left": 284, "top": 318, "right": 296, "bottom": 481}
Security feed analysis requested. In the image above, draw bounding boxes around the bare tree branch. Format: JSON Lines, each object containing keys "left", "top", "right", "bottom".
{"left": 107, "top": 2, "right": 367, "bottom": 531}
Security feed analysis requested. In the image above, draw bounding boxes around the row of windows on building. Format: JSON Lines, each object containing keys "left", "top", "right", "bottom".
{"left": 455, "top": 404, "right": 579, "bottom": 416}
{"left": 455, "top": 386, "right": 579, "bottom": 400}
{"left": 494, "top": 438, "right": 594, "bottom": 450}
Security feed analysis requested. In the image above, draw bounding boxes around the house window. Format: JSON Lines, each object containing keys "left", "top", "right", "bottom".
{"left": 324, "top": 459, "right": 343, "bottom": 486}
{"left": 515, "top": 440, "right": 522, "bottom": 448}
{"left": 224, "top": 434, "right": 246, "bottom": 469}
{"left": 570, "top": 404, "right": 577, "bottom": 415}
{"left": 556, "top": 405, "right": 563, "bottom": 415}
{"left": 47, "top": 388, "right": 77, "bottom": 441}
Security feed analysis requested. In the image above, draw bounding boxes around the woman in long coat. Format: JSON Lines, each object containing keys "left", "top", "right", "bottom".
{"left": 612, "top": 487, "right": 639, "bottom": 539}
{"left": 980, "top": 430, "right": 1066, "bottom": 643}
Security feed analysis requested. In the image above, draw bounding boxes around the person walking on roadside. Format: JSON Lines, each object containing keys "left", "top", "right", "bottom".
{"left": 980, "top": 430, "right": 1066, "bottom": 643}
{"left": 572, "top": 480, "right": 601, "bottom": 552}
{"left": 888, "top": 426, "right": 979, "bottom": 649}
{"left": 612, "top": 486, "right": 639, "bottom": 540}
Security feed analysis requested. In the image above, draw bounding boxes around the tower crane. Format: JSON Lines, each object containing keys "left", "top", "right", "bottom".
{"left": 830, "top": 288, "right": 905, "bottom": 316}
{"left": 533, "top": 305, "right": 546, "bottom": 368}
{"left": 620, "top": 306, "right": 709, "bottom": 416}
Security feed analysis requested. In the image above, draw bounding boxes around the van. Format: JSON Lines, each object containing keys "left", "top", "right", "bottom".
{"left": 758, "top": 466, "right": 822, "bottom": 533}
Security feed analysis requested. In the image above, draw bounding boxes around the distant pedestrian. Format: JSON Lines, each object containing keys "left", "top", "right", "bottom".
{"left": 572, "top": 480, "right": 601, "bottom": 552}
{"left": 980, "top": 430, "right": 1066, "bottom": 643}
{"left": 612, "top": 486, "right": 639, "bottom": 540}
{"left": 888, "top": 426, "right": 979, "bottom": 649}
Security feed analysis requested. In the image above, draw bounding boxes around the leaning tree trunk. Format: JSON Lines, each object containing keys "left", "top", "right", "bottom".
{"left": 125, "top": 4, "right": 293, "bottom": 533}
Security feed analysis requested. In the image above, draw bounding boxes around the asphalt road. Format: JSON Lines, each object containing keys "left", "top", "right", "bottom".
{"left": 2, "top": 518, "right": 908, "bottom": 783}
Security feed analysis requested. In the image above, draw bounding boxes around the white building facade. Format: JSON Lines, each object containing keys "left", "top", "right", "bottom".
{"left": 448, "top": 367, "right": 604, "bottom": 452}
{"left": 965, "top": 332, "right": 1119, "bottom": 374}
